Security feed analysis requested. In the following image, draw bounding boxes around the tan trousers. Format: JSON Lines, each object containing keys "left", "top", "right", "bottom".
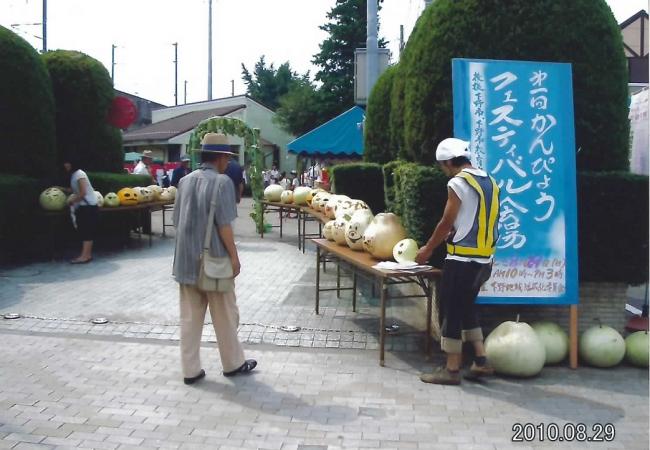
{"left": 179, "top": 284, "right": 245, "bottom": 377}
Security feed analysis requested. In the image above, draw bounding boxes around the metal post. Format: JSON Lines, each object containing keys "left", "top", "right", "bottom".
{"left": 184, "top": 80, "right": 188, "bottom": 104}
{"left": 399, "top": 25, "right": 405, "bottom": 55}
{"left": 42, "top": 0, "right": 47, "bottom": 52}
{"left": 366, "top": 0, "right": 379, "bottom": 100}
{"left": 231, "top": 79, "right": 235, "bottom": 96}
{"left": 173, "top": 43, "right": 178, "bottom": 106}
{"left": 111, "top": 44, "right": 116, "bottom": 81}
{"left": 207, "top": 0, "right": 213, "bottom": 100}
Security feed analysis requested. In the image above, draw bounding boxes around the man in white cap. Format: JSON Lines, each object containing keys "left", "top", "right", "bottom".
{"left": 415, "top": 138, "right": 500, "bottom": 385}
{"left": 173, "top": 133, "right": 257, "bottom": 384}
{"left": 133, "top": 150, "right": 154, "bottom": 178}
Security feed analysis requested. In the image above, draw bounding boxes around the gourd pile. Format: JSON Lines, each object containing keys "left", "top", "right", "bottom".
{"left": 484, "top": 317, "right": 648, "bottom": 378}
{"left": 39, "top": 185, "right": 176, "bottom": 210}
{"left": 264, "top": 187, "right": 419, "bottom": 263}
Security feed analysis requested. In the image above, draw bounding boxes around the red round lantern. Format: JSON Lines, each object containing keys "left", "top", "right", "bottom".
{"left": 107, "top": 96, "right": 137, "bottom": 129}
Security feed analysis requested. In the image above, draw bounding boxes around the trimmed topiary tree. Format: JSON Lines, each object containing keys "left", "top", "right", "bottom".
{"left": 0, "top": 26, "right": 57, "bottom": 177}
{"left": 401, "top": 0, "right": 629, "bottom": 170}
{"left": 364, "top": 64, "right": 398, "bottom": 164}
{"left": 389, "top": 69, "right": 407, "bottom": 160}
{"left": 43, "top": 50, "right": 123, "bottom": 172}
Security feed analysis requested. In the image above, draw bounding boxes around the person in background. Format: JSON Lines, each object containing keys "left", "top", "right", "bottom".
{"left": 161, "top": 170, "right": 171, "bottom": 188}
{"left": 173, "top": 132, "right": 257, "bottom": 384}
{"left": 63, "top": 158, "right": 98, "bottom": 264}
{"left": 224, "top": 156, "right": 244, "bottom": 204}
{"left": 263, "top": 170, "right": 270, "bottom": 187}
{"left": 416, "top": 138, "right": 501, "bottom": 385}
{"left": 171, "top": 156, "right": 192, "bottom": 187}
{"left": 290, "top": 170, "right": 299, "bottom": 190}
{"left": 279, "top": 172, "right": 290, "bottom": 190}
{"left": 133, "top": 150, "right": 154, "bottom": 177}
{"left": 270, "top": 164, "right": 280, "bottom": 184}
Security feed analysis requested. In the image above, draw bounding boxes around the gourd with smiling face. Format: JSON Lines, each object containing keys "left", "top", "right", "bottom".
{"left": 323, "top": 220, "right": 336, "bottom": 241}
{"left": 332, "top": 216, "right": 350, "bottom": 245}
{"left": 362, "top": 213, "right": 407, "bottom": 260}
{"left": 39, "top": 187, "right": 67, "bottom": 211}
{"left": 104, "top": 192, "right": 120, "bottom": 207}
{"left": 148, "top": 185, "right": 163, "bottom": 200}
{"left": 117, "top": 187, "right": 139, "bottom": 206}
{"left": 345, "top": 209, "right": 374, "bottom": 251}
{"left": 325, "top": 195, "right": 350, "bottom": 220}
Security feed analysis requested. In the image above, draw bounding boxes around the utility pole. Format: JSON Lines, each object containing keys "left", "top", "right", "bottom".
{"left": 399, "top": 25, "right": 405, "bottom": 55}
{"left": 42, "top": 0, "right": 47, "bottom": 52}
{"left": 184, "top": 80, "right": 188, "bottom": 104}
{"left": 207, "top": 0, "right": 213, "bottom": 100}
{"left": 231, "top": 80, "right": 234, "bottom": 97}
{"left": 111, "top": 44, "right": 116, "bottom": 81}
{"left": 173, "top": 42, "right": 178, "bottom": 106}
{"left": 366, "top": 0, "right": 379, "bottom": 100}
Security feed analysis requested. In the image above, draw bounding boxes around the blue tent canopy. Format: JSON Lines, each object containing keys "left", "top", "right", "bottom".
{"left": 287, "top": 106, "right": 365, "bottom": 156}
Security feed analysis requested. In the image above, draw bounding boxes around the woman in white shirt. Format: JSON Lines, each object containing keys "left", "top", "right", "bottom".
{"left": 64, "top": 159, "right": 98, "bottom": 264}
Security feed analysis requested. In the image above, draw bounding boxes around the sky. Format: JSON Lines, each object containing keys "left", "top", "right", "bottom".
{"left": 1, "top": 0, "right": 646, "bottom": 106}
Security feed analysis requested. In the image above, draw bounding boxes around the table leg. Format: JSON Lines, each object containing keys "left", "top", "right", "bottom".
{"left": 352, "top": 272, "right": 358, "bottom": 312}
{"left": 148, "top": 209, "right": 152, "bottom": 247}
{"left": 315, "top": 246, "right": 321, "bottom": 315}
{"left": 425, "top": 279, "right": 433, "bottom": 358}
{"left": 302, "top": 213, "right": 306, "bottom": 254}
{"left": 336, "top": 263, "right": 341, "bottom": 298}
{"left": 162, "top": 206, "right": 166, "bottom": 237}
{"left": 279, "top": 207, "right": 283, "bottom": 238}
{"left": 297, "top": 210, "right": 302, "bottom": 250}
{"left": 260, "top": 204, "right": 265, "bottom": 239}
{"left": 379, "top": 279, "right": 387, "bottom": 367}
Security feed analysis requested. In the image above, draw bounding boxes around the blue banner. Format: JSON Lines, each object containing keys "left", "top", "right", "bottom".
{"left": 452, "top": 58, "right": 578, "bottom": 305}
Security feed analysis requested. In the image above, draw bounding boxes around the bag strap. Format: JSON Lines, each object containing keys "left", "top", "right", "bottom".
{"left": 203, "top": 176, "right": 219, "bottom": 251}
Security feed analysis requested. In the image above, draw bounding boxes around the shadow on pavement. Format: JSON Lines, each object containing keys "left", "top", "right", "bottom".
{"left": 196, "top": 376, "right": 358, "bottom": 425}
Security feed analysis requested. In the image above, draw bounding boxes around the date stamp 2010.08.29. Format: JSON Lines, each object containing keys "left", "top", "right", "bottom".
{"left": 512, "top": 423, "right": 616, "bottom": 442}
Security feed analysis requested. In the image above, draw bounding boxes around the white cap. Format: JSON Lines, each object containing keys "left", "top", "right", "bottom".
{"left": 435, "top": 138, "right": 471, "bottom": 161}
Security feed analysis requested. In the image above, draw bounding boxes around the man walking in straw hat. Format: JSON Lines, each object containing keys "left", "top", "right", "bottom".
{"left": 173, "top": 132, "right": 257, "bottom": 384}
{"left": 133, "top": 150, "right": 154, "bottom": 178}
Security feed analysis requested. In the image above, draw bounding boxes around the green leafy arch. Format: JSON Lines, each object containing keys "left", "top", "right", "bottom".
{"left": 188, "top": 117, "right": 264, "bottom": 233}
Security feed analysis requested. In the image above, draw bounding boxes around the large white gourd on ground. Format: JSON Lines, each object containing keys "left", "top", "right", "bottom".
{"left": 579, "top": 324, "right": 625, "bottom": 368}
{"left": 362, "top": 213, "right": 407, "bottom": 260}
{"left": 625, "top": 331, "right": 648, "bottom": 368}
{"left": 332, "top": 217, "right": 350, "bottom": 245}
{"left": 323, "top": 220, "right": 335, "bottom": 241}
{"left": 485, "top": 319, "right": 546, "bottom": 377}
{"left": 104, "top": 192, "right": 120, "bottom": 207}
{"left": 39, "top": 187, "right": 67, "bottom": 211}
{"left": 280, "top": 190, "right": 294, "bottom": 204}
{"left": 264, "top": 184, "right": 284, "bottom": 202}
{"left": 94, "top": 191, "right": 104, "bottom": 207}
{"left": 393, "top": 239, "right": 419, "bottom": 263}
{"left": 531, "top": 321, "right": 569, "bottom": 365}
{"left": 345, "top": 209, "right": 374, "bottom": 250}
{"left": 293, "top": 186, "right": 311, "bottom": 205}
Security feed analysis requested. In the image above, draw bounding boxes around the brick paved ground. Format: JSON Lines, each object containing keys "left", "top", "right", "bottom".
{"left": 0, "top": 332, "right": 647, "bottom": 450}
{"left": 0, "top": 199, "right": 648, "bottom": 449}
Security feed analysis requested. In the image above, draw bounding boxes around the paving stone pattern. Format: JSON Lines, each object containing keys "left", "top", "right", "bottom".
{"left": 0, "top": 333, "right": 647, "bottom": 450}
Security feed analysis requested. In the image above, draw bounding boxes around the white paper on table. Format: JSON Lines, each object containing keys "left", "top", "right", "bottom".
{"left": 372, "top": 261, "right": 432, "bottom": 272}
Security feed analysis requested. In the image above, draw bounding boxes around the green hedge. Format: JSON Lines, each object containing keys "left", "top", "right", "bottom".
{"left": 392, "top": 163, "right": 448, "bottom": 268}
{"left": 88, "top": 172, "right": 153, "bottom": 194}
{"left": 389, "top": 69, "right": 406, "bottom": 160}
{"left": 0, "top": 26, "right": 57, "bottom": 178}
{"left": 577, "top": 172, "right": 648, "bottom": 284}
{"left": 390, "top": 165, "right": 650, "bottom": 282}
{"left": 382, "top": 160, "right": 404, "bottom": 213}
{"left": 400, "top": 0, "right": 629, "bottom": 170}
{"left": 330, "top": 163, "right": 385, "bottom": 214}
{"left": 364, "top": 65, "right": 398, "bottom": 164}
{"left": 43, "top": 50, "right": 123, "bottom": 172}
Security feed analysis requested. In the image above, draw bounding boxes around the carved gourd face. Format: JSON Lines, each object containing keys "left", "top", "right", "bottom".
{"left": 393, "top": 238, "right": 419, "bottom": 263}
{"left": 323, "top": 220, "right": 335, "bottom": 241}
{"left": 136, "top": 187, "right": 153, "bottom": 203}
{"left": 281, "top": 190, "right": 294, "bottom": 204}
{"left": 148, "top": 185, "right": 163, "bottom": 200}
{"left": 167, "top": 186, "right": 177, "bottom": 199}
{"left": 345, "top": 210, "right": 373, "bottom": 251}
{"left": 95, "top": 191, "right": 104, "bottom": 207}
{"left": 316, "top": 195, "right": 330, "bottom": 212}
{"left": 159, "top": 188, "right": 173, "bottom": 202}
{"left": 104, "top": 192, "right": 120, "bottom": 207}
{"left": 117, "top": 188, "right": 139, "bottom": 206}
{"left": 332, "top": 217, "right": 349, "bottom": 245}
{"left": 311, "top": 192, "right": 325, "bottom": 210}
{"left": 39, "top": 187, "right": 67, "bottom": 211}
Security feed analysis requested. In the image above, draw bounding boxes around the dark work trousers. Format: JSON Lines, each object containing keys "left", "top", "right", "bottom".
{"left": 439, "top": 259, "right": 491, "bottom": 354}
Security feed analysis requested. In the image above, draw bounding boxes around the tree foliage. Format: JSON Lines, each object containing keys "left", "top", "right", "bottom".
{"left": 42, "top": 50, "right": 123, "bottom": 172}
{"left": 312, "top": 0, "right": 385, "bottom": 120}
{"left": 274, "top": 79, "right": 324, "bottom": 136}
{"left": 242, "top": 56, "right": 308, "bottom": 111}
{"left": 0, "top": 26, "right": 56, "bottom": 178}
{"left": 401, "top": 0, "right": 629, "bottom": 169}
{"left": 364, "top": 64, "right": 397, "bottom": 164}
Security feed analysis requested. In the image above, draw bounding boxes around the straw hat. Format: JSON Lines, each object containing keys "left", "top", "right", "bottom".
{"left": 142, "top": 150, "right": 154, "bottom": 160}
{"left": 201, "top": 133, "right": 237, "bottom": 155}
